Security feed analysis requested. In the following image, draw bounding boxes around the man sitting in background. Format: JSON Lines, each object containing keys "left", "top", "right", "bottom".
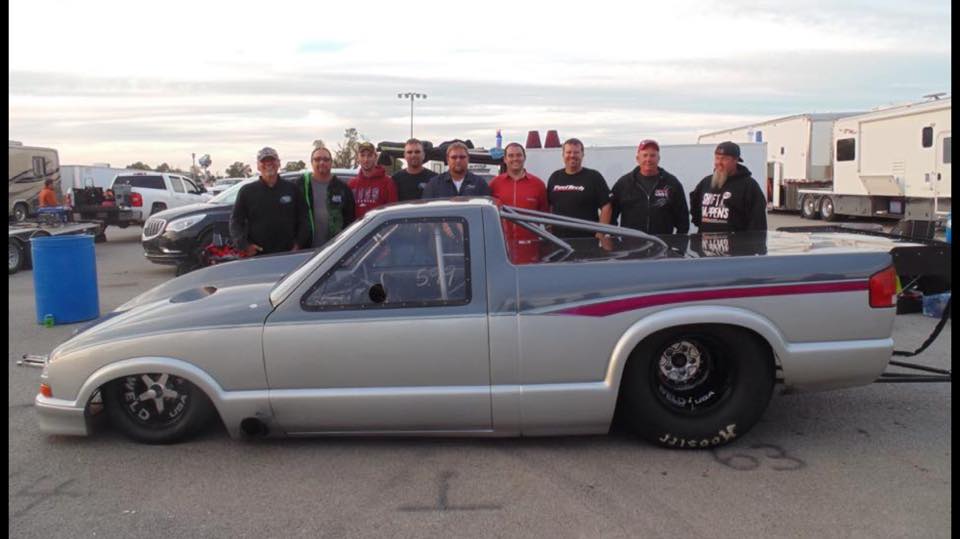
{"left": 38, "top": 179, "right": 59, "bottom": 207}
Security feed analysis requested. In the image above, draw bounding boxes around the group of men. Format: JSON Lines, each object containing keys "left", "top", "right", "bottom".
{"left": 228, "top": 137, "right": 767, "bottom": 257}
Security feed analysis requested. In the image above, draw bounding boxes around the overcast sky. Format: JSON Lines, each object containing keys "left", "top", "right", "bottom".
{"left": 9, "top": 0, "right": 951, "bottom": 173}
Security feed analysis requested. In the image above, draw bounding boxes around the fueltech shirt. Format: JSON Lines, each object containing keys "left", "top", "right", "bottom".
{"left": 546, "top": 167, "right": 610, "bottom": 238}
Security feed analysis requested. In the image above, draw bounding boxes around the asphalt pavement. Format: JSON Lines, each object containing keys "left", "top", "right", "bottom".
{"left": 8, "top": 213, "right": 951, "bottom": 538}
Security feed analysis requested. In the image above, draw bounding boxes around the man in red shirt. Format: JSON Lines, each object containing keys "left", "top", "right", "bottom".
{"left": 490, "top": 142, "right": 548, "bottom": 263}
{"left": 348, "top": 142, "right": 398, "bottom": 219}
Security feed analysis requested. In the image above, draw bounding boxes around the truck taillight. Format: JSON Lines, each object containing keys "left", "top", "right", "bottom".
{"left": 869, "top": 266, "right": 897, "bottom": 308}
{"left": 131, "top": 192, "right": 143, "bottom": 207}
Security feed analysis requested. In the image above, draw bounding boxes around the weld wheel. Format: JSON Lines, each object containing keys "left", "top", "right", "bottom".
{"left": 104, "top": 373, "right": 212, "bottom": 444}
{"left": 621, "top": 325, "right": 774, "bottom": 449}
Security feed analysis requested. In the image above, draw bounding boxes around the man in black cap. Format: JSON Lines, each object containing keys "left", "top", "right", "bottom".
{"left": 689, "top": 141, "right": 767, "bottom": 232}
{"left": 230, "top": 146, "right": 310, "bottom": 256}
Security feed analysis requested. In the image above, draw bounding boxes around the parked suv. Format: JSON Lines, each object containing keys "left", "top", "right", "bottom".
{"left": 111, "top": 173, "right": 212, "bottom": 224}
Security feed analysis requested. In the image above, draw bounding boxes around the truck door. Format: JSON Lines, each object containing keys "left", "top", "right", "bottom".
{"left": 262, "top": 208, "right": 492, "bottom": 433}
{"left": 935, "top": 132, "right": 951, "bottom": 198}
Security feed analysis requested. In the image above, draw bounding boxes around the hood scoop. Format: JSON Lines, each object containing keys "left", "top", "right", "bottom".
{"left": 169, "top": 286, "right": 218, "bottom": 304}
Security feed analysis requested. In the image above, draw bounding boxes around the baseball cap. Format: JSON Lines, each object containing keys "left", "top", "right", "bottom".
{"left": 357, "top": 142, "right": 376, "bottom": 154}
{"left": 257, "top": 147, "right": 279, "bottom": 161}
{"left": 637, "top": 139, "right": 660, "bottom": 152}
{"left": 715, "top": 141, "right": 743, "bottom": 162}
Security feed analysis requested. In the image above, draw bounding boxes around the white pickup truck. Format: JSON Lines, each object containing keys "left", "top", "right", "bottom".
{"left": 110, "top": 173, "right": 212, "bottom": 224}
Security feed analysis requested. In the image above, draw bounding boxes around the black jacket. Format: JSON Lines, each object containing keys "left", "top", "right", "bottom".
{"left": 229, "top": 177, "right": 310, "bottom": 254}
{"left": 299, "top": 172, "right": 356, "bottom": 248}
{"left": 610, "top": 167, "right": 690, "bottom": 234}
{"left": 689, "top": 164, "right": 767, "bottom": 232}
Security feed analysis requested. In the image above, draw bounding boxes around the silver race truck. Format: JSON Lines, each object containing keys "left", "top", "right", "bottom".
{"left": 25, "top": 198, "right": 949, "bottom": 448}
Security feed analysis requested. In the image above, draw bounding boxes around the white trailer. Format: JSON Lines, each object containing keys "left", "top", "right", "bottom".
{"left": 698, "top": 112, "right": 861, "bottom": 211}
{"left": 522, "top": 143, "right": 767, "bottom": 196}
{"left": 797, "top": 96, "right": 951, "bottom": 226}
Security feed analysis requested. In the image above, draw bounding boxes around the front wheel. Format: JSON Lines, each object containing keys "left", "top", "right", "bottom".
{"left": 619, "top": 325, "right": 774, "bottom": 449}
{"left": 103, "top": 373, "right": 213, "bottom": 444}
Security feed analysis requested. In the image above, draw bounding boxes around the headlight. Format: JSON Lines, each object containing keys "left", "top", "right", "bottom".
{"left": 166, "top": 214, "right": 207, "bottom": 232}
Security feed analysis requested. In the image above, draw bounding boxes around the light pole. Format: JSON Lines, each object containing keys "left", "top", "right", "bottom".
{"left": 397, "top": 92, "right": 426, "bottom": 138}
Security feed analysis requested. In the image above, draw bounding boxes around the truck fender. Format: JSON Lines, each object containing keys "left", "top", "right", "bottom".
{"left": 73, "top": 357, "right": 271, "bottom": 439}
{"left": 603, "top": 306, "right": 788, "bottom": 390}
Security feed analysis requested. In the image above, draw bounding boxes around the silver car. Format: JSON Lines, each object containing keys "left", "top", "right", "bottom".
{"left": 33, "top": 198, "right": 908, "bottom": 447}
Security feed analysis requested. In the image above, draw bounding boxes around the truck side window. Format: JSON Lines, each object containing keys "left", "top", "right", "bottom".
{"left": 922, "top": 127, "right": 933, "bottom": 148}
{"left": 171, "top": 177, "right": 185, "bottom": 193}
{"left": 836, "top": 138, "right": 855, "bottom": 162}
{"left": 126, "top": 176, "right": 166, "bottom": 190}
{"left": 301, "top": 218, "right": 471, "bottom": 311}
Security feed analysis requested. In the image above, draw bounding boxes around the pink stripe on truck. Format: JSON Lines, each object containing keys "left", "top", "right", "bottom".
{"left": 553, "top": 281, "right": 868, "bottom": 317}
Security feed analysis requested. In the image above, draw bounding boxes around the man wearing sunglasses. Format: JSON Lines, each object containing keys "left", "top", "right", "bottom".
{"left": 300, "top": 144, "right": 356, "bottom": 248}
{"left": 420, "top": 141, "right": 491, "bottom": 199}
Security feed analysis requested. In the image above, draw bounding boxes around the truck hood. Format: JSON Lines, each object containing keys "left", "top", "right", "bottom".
{"left": 118, "top": 249, "right": 315, "bottom": 312}
{"left": 53, "top": 251, "right": 316, "bottom": 358}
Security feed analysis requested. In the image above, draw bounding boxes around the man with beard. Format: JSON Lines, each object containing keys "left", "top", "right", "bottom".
{"left": 392, "top": 138, "right": 437, "bottom": 201}
{"left": 689, "top": 141, "right": 767, "bottom": 232}
{"left": 349, "top": 142, "right": 398, "bottom": 219}
{"left": 546, "top": 138, "right": 612, "bottom": 239}
{"left": 610, "top": 139, "right": 689, "bottom": 234}
{"left": 300, "top": 144, "right": 355, "bottom": 248}
{"left": 420, "top": 142, "right": 491, "bottom": 199}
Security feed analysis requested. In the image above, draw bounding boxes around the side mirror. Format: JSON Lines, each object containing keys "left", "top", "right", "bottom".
{"left": 368, "top": 283, "right": 386, "bottom": 304}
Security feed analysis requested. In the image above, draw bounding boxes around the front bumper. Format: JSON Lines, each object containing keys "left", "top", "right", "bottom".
{"left": 142, "top": 230, "right": 196, "bottom": 265}
{"left": 35, "top": 394, "right": 90, "bottom": 437}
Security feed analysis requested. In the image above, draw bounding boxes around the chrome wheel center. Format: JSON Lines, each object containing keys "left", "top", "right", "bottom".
{"left": 659, "top": 341, "right": 703, "bottom": 384}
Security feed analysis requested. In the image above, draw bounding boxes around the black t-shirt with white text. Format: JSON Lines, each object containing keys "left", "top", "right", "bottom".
{"left": 547, "top": 167, "right": 610, "bottom": 237}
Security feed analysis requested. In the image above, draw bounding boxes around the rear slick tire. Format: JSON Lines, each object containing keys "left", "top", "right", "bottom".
{"left": 620, "top": 325, "right": 775, "bottom": 449}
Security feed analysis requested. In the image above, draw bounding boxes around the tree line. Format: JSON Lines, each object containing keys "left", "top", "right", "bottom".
{"left": 126, "top": 129, "right": 370, "bottom": 181}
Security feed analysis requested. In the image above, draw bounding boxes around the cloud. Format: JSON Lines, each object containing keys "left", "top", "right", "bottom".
{"left": 8, "top": 0, "right": 951, "bottom": 171}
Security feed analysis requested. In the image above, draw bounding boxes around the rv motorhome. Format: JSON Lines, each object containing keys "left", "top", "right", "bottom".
{"left": 797, "top": 96, "right": 951, "bottom": 225}
{"left": 9, "top": 141, "right": 61, "bottom": 222}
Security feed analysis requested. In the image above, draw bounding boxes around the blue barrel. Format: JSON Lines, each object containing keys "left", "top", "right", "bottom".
{"left": 946, "top": 212, "right": 951, "bottom": 243}
{"left": 31, "top": 235, "right": 100, "bottom": 325}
